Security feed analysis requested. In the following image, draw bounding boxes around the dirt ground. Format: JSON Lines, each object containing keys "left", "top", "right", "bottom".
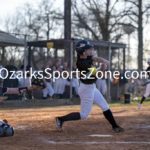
{"left": 0, "top": 103, "right": 150, "bottom": 150}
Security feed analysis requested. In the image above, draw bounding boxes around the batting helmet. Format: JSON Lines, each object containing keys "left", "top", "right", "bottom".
{"left": 75, "top": 40, "right": 93, "bottom": 55}
{"left": 0, "top": 120, "right": 14, "bottom": 137}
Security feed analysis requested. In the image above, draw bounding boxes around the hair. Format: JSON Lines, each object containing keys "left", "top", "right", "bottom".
{"left": 77, "top": 53, "right": 80, "bottom": 60}
{"left": 76, "top": 49, "right": 85, "bottom": 60}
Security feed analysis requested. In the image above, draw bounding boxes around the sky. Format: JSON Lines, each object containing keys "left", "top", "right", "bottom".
{"left": 0, "top": 0, "right": 63, "bottom": 27}
{"left": 0, "top": 0, "right": 150, "bottom": 69}
{"left": 0, "top": 0, "right": 38, "bottom": 23}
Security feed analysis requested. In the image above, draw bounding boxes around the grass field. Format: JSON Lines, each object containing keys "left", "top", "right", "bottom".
{"left": 0, "top": 100, "right": 150, "bottom": 150}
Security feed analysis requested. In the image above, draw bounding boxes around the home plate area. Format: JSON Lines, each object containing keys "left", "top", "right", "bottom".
{"left": 0, "top": 105, "right": 150, "bottom": 150}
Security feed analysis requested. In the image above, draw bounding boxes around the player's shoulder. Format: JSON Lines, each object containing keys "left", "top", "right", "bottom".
{"left": 146, "top": 66, "right": 150, "bottom": 71}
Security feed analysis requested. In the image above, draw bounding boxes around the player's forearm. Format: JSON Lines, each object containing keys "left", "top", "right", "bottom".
{"left": 92, "top": 56, "right": 109, "bottom": 65}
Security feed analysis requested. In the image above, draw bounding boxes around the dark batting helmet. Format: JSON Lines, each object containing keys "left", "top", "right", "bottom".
{"left": 0, "top": 120, "right": 14, "bottom": 137}
{"left": 75, "top": 40, "right": 93, "bottom": 55}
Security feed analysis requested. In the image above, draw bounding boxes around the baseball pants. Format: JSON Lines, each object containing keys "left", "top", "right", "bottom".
{"left": 96, "top": 79, "right": 107, "bottom": 95}
{"left": 78, "top": 82, "right": 109, "bottom": 119}
{"left": 42, "top": 82, "right": 54, "bottom": 97}
{"left": 144, "top": 82, "right": 150, "bottom": 97}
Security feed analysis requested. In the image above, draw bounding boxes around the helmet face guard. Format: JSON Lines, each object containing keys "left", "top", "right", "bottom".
{"left": 75, "top": 40, "right": 93, "bottom": 55}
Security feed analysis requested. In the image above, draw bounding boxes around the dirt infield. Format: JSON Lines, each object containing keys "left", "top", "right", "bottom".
{"left": 0, "top": 103, "right": 150, "bottom": 150}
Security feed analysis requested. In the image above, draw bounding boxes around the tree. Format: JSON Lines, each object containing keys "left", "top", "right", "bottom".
{"left": 3, "top": 0, "right": 58, "bottom": 69}
{"left": 2, "top": 14, "right": 25, "bottom": 66}
{"left": 72, "top": 0, "right": 128, "bottom": 59}
{"left": 123, "top": 0, "right": 150, "bottom": 70}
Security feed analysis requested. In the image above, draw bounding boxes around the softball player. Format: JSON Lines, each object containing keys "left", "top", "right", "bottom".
{"left": 0, "top": 87, "right": 30, "bottom": 103}
{"left": 42, "top": 63, "right": 54, "bottom": 99}
{"left": 138, "top": 58, "right": 150, "bottom": 109}
{"left": 0, "top": 76, "right": 45, "bottom": 102}
{"left": 54, "top": 40, "right": 124, "bottom": 133}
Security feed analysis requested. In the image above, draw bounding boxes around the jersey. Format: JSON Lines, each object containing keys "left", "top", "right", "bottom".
{"left": 76, "top": 55, "right": 97, "bottom": 84}
{"left": 146, "top": 66, "right": 150, "bottom": 78}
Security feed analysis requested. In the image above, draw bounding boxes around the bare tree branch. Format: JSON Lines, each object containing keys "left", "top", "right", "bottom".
{"left": 143, "top": 5, "right": 150, "bottom": 14}
{"left": 125, "top": 0, "right": 138, "bottom": 7}
{"left": 110, "top": 0, "right": 119, "bottom": 12}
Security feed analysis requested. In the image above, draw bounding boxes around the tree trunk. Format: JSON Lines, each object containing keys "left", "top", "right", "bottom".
{"left": 64, "top": 0, "right": 71, "bottom": 63}
{"left": 138, "top": 0, "right": 143, "bottom": 70}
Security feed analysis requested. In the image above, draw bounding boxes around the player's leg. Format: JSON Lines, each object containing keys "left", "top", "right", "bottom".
{"left": 101, "top": 80, "right": 107, "bottom": 96}
{"left": 0, "top": 83, "right": 43, "bottom": 102}
{"left": 138, "top": 83, "right": 150, "bottom": 109}
{"left": 0, "top": 87, "right": 29, "bottom": 102}
{"left": 96, "top": 79, "right": 101, "bottom": 92}
{"left": 2, "top": 84, "right": 41, "bottom": 95}
{"left": 2, "top": 87, "right": 29, "bottom": 95}
{"left": 42, "top": 83, "right": 48, "bottom": 99}
{"left": 54, "top": 83, "right": 95, "bottom": 131}
{"left": 93, "top": 88, "right": 124, "bottom": 132}
{"left": 47, "top": 82, "right": 54, "bottom": 97}
{"left": 78, "top": 83, "right": 95, "bottom": 119}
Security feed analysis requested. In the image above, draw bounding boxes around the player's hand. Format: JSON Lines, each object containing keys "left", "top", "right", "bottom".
{"left": 138, "top": 103, "right": 142, "bottom": 110}
{"left": 104, "top": 60, "right": 110, "bottom": 66}
{"left": 101, "top": 63, "right": 107, "bottom": 71}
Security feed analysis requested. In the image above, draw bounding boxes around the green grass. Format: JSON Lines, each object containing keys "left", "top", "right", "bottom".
{"left": 109, "top": 101, "right": 150, "bottom": 106}
{"left": 0, "top": 98, "right": 150, "bottom": 110}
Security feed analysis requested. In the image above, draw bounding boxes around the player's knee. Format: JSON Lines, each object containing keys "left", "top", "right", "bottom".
{"left": 144, "top": 93, "right": 149, "bottom": 98}
{"left": 102, "top": 105, "right": 109, "bottom": 112}
{"left": 80, "top": 112, "right": 88, "bottom": 120}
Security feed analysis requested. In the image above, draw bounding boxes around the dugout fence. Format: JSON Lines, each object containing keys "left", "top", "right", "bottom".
{"left": 27, "top": 39, "right": 126, "bottom": 101}
{"left": 0, "top": 30, "right": 26, "bottom": 100}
